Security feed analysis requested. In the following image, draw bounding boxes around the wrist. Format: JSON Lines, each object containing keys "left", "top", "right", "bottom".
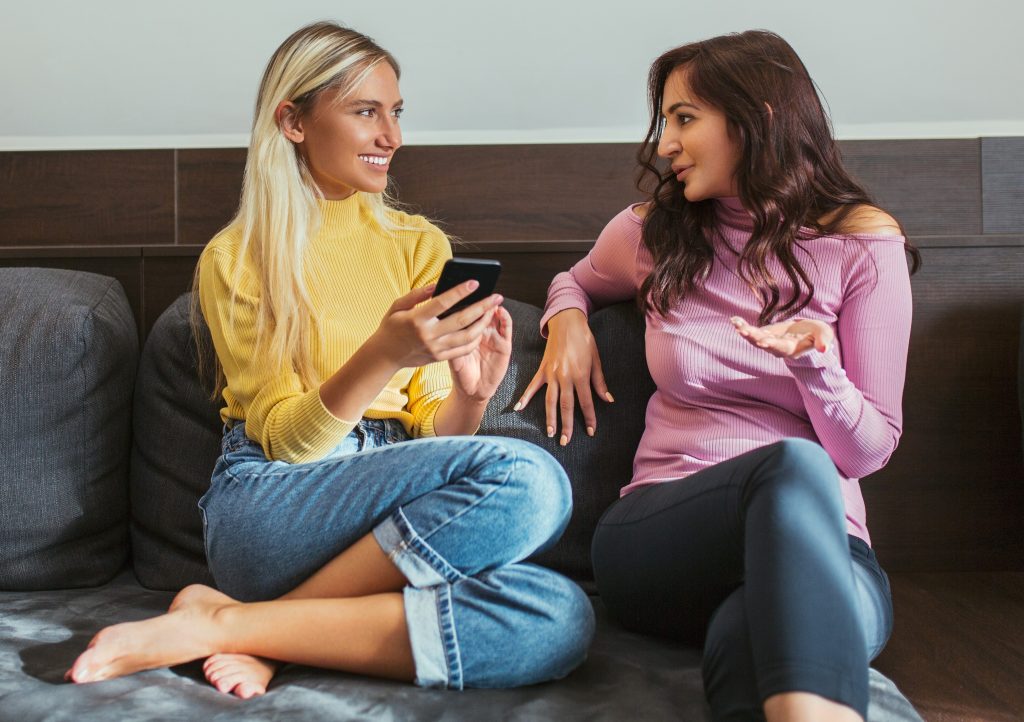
{"left": 365, "top": 329, "right": 405, "bottom": 372}
{"left": 451, "top": 384, "right": 492, "bottom": 407}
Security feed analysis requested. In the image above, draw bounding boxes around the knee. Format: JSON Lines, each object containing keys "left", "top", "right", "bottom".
{"left": 482, "top": 438, "right": 573, "bottom": 539}
{"left": 509, "top": 572, "right": 596, "bottom": 685}
{"left": 757, "top": 438, "right": 843, "bottom": 516}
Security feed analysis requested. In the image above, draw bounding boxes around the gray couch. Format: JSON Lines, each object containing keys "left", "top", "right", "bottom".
{"left": 0, "top": 267, "right": 922, "bottom": 721}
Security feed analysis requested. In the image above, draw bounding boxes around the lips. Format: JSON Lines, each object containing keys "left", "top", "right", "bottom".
{"left": 673, "top": 165, "right": 693, "bottom": 182}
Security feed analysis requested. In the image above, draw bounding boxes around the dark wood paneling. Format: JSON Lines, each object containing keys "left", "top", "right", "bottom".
{"left": 391, "top": 144, "right": 645, "bottom": 242}
{"left": 141, "top": 249, "right": 205, "bottom": 337}
{"left": 982, "top": 137, "right": 1024, "bottom": 234}
{"left": 456, "top": 244, "right": 590, "bottom": 308}
{"left": 874, "top": 572, "right": 1024, "bottom": 721}
{"left": 177, "top": 149, "right": 246, "bottom": 245}
{"left": 0, "top": 150, "right": 174, "bottom": 246}
{"left": 864, "top": 245, "right": 1024, "bottom": 571}
{"left": 914, "top": 234, "right": 1024, "bottom": 248}
{"left": 840, "top": 139, "right": 982, "bottom": 237}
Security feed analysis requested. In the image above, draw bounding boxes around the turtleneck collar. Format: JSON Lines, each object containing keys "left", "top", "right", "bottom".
{"left": 318, "top": 192, "right": 364, "bottom": 230}
{"left": 713, "top": 196, "right": 754, "bottom": 232}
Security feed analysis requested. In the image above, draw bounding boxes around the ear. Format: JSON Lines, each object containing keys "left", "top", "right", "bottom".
{"left": 763, "top": 102, "right": 774, "bottom": 120}
{"left": 276, "top": 101, "right": 304, "bottom": 143}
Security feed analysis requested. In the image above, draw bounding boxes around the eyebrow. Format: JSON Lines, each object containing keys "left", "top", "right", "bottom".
{"left": 345, "top": 98, "right": 404, "bottom": 108}
{"left": 663, "top": 100, "right": 700, "bottom": 115}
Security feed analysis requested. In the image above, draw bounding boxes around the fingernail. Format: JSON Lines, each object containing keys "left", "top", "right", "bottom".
{"left": 547, "top": 426, "right": 554, "bottom": 438}
{"left": 605, "top": 392, "right": 615, "bottom": 402}
{"left": 560, "top": 434, "right": 568, "bottom": 446}
{"left": 467, "top": 280, "right": 479, "bottom": 290}
{"left": 586, "top": 426, "right": 595, "bottom": 436}
{"left": 513, "top": 401, "right": 523, "bottom": 411}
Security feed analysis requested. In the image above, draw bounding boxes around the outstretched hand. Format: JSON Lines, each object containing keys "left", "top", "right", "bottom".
{"left": 730, "top": 316, "right": 834, "bottom": 360}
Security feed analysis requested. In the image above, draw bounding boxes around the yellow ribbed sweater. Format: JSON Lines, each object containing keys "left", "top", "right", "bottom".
{"left": 197, "top": 194, "right": 453, "bottom": 463}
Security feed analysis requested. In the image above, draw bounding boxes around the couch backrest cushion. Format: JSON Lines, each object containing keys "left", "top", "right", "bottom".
{"left": 129, "top": 293, "right": 221, "bottom": 590}
{"left": 130, "top": 295, "right": 651, "bottom": 590}
{"left": 0, "top": 268, "right": 137, "bottom": 590}
{"left": 480, "top": 300, "right": 654, "bottom": 584}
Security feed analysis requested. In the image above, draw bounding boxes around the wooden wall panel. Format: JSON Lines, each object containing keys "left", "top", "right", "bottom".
{"left": 841, "top": 139, "right": 982, "bottom": 237}
{"left": 391, "top": 144, "right": 645, "bottom": 241}
{"left": 177, "top": 149, "right": 246, "bottom": 245}
{"left": 0, "top": 151, "right": 174, "bottom": 246}
{"left": 141, "top": 249, "right": 205, "bottom": 336}
{"left": 864, "top": 245, "right": 1024, "bottom": 570}
{"left": 982, "top": 137, "right": 1024, "bottom": 234}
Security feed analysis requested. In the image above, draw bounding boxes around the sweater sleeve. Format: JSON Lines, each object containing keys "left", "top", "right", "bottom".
{"left": 540, "top": 206, "right": 645, "bottom": 335}
{"left": 404, "top": 225, "right": 454, "bottom": 437}
{"left": 784, "top": 238, "right": 913, "bottom": 479}
{"left": 198, "top": 245, "right": 357, "bottom": 463}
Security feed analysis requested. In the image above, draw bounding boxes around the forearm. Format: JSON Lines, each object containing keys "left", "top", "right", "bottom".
{"left": 787, "top": 353, "right": 901, "bottom": 478}
{"left": 432, "top": 388, "right": 489, "bottom": 436}
{"left": 319, "top": 334, "right": 403, "bottom": 424}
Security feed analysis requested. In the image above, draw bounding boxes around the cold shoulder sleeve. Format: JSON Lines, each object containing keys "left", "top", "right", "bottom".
{"left": 785, "top": 237, "right": 913, "bottom": 479}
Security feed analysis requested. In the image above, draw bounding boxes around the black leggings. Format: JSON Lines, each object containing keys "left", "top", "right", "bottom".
{"left": 592, "top": 439, "right": 893, "bottom": 720}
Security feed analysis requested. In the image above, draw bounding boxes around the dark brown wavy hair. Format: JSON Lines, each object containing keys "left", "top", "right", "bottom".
{"left": 638, "top": 30, "right": 920, "bottom": 324}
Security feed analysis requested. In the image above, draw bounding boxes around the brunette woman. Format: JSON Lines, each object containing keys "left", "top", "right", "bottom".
{"left": 519, "top": 30, "right": 917, "bottom": 722}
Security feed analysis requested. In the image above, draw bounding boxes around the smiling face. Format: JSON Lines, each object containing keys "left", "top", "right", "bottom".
{"left": 279, "top": 62, "right": 403, "bottom": 200}
{"left": 657, "top": 67, "right": 742, "bottom": 202}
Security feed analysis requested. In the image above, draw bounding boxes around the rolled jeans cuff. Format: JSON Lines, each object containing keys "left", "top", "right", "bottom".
{"left": 373, "top": 509, "right": 464, "bottom": 588}
{"left": 373, "top": 510, "right": 466, "bottom": 689}
{"left": 403, "top": 585, "right": 464, "bottom": 689}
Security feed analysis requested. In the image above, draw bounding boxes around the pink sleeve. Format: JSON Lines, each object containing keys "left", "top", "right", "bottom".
{"left": 540, "top": 207, "right": 645, "bottom": 335}
{"left": 785, "top": 239, "right": 913, "bottom": 479}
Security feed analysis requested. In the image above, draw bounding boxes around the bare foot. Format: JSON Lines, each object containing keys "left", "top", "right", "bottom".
{"left": 203, "top": 653, "right": 279, "bottom": 698}
{"left": 66, "top": 584, "right": 235, "bottom": 684}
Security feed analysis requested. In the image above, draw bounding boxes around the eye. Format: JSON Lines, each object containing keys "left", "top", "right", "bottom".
{"left": 392, "top": 107, "right": 404, "bottom": 119}
{"left": 676, "top": 113, "right": 693, "bottom": 126}
{"left": 357, "top": 108, "right": 376, "bottom": 118}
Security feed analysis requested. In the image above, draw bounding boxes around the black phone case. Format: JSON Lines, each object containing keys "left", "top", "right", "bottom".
{"left": 433, "top": 258, "right": 502, "bottom": 319}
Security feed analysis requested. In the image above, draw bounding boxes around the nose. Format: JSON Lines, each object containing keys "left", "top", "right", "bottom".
{"left": 378, "top": 114, "right": 402, "bottom": 151}
{"left": 657, "top": 130, "right": 679, "bottom": 159}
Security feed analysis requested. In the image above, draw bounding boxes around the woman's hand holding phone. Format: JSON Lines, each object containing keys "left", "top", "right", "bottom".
{"left": 372, "top": 281, "right": 505, "bottom": 370}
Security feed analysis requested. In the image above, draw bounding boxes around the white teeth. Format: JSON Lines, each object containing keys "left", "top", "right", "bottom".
{"left": 359, "top": 155, "right": 387, "bottom": 165}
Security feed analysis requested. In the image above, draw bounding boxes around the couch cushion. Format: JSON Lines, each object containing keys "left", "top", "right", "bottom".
{"left": 130, "top": 293, "right": 221, "bottom": 590}
{"left": 0, "top": 268, "right": 137, "bottom": 590}
{"left": 480, "top": 300, "right": 655, "bottom": 585}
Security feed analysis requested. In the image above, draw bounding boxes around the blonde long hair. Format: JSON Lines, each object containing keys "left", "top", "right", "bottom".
{"left": 192, "top": 21, "right": 407, "bottom": 396}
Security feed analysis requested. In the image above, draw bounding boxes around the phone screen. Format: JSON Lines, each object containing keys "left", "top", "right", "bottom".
{"left": 432, "top": 258, "right": 502, "bottom": 319}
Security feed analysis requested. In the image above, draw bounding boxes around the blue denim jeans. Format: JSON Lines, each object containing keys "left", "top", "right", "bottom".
{"left": 198, "top": 419, "right": 595, "bottom": 689}
{"left": 592, "top": 438, "right": 894, "bottom": 720}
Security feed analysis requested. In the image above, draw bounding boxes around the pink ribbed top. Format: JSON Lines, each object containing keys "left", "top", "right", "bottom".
{"left": 541, "top": 199, "right": 914, "bottom": 544}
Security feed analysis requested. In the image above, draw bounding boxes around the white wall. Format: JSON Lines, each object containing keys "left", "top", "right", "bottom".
{"left": 3, "top": 0, "right": 1023, "bottom": 149}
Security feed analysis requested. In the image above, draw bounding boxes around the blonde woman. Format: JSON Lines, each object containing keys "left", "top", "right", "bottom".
{"left": 67, "top": 21, "right": 594, "bottom": 697}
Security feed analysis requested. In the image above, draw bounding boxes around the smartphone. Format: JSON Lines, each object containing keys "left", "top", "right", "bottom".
{"left": 432, "top": 257, "right": 502, "bottom": 319}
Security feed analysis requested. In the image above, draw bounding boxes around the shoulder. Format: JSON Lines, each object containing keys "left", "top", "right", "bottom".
{"left": 825, "top": 205, "right": 903, "bottom": 238}
{"left": 385, "top": 209, "right": 450, "bottom": 248}
{"left": 199, "top": 225, "right": 244, "bottom": 271}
